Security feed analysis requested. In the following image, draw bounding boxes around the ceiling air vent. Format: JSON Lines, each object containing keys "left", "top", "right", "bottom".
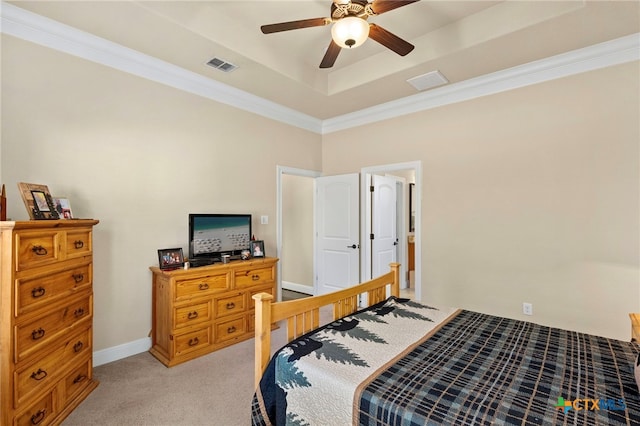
{"left": 206, "top": 57, "right": 237, "bottom": 73}
{"left": 407, "top": 70, "right": 448, "bottom": 91}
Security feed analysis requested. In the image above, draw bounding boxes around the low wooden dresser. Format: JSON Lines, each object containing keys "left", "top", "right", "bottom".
{"left": 150, "top": 257, "right": 278, "bottom": 367}
{"left": 0, "top": 219, "right": 99, "bottom": 426}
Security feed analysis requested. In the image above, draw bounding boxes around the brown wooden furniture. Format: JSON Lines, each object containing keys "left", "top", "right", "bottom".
{"left": 407, "top": 235, "right": 415, "bottom": 274}
{"left": 253, "top": 262, "right": 400, "bottom": 387}
{"left": 0, "top": 219, "right": 99, "bottom": 426}
{"left": 630, "top": 313, "right": 640, "bottom": 342}
{"left": 0, "top": 184, "right": 6, "bottom": 221}
{"left": 150, "top": 257, "right": 278, "bottom": 367}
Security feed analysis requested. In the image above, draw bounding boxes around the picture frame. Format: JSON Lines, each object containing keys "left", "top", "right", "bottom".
{"left": 250, "top": 240, "right": 265, "bottom": 258}
{"left": 53, "top": 197, "right": 74, "bottom": 219}
{"left": 158, "top": 248, "right": 185, "bottom": 270}
{"left": 18, "top": 182, "right": 59, "bottom": 220}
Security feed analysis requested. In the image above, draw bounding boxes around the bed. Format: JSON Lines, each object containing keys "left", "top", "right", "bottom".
{"left": 251, "top": 263, "right": 640, "bottom": 425}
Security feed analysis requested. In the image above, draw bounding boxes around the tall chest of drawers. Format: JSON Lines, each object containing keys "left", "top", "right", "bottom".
{"left": 149, "top": 257, "right": 277, "bottom": 367}
{"left": 0, "top": 220, "right": 99, "bottom": 426}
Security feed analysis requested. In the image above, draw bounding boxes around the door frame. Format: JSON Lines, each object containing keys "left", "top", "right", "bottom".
{"left": 276, "top": 161, "right": 422, "bottom": 302}
{"left": 361, "top": 161, "right": 422, "bottom": 302}
{"left": 276, "top": 165, "right": 322, "bottom": 301}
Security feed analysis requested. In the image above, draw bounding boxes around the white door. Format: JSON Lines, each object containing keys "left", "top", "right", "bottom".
{"left": 315, "top": 174, "right": 360, "bottom": 295}
{"left": 371, "top": 175, "right": 397, "bottom": 279}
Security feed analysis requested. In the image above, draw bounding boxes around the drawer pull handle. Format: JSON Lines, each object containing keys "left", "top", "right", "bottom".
{"left": 32, "top": 328, "right": 45, "bottom": 340}
{"left": 73, "top": 374, "right": 87, "bottom": 384}
{"left": 199, "top": 283, "right": 209, "bottom": 291}
{"left": 227, "top": 326, "right": 236, "bottom": 334}
{"left": 252, "top": 274, "right": 260, "bottom": 281}
{"left": 73, "top": 273, "right": 84, "bottom": 283}
{"left": 188, "top": 337, "right": 199, "bottom": 346}
{"left": 31, "top": 409, "right": 46, "bottom": 425}
{"left": 32, "top": 245, "right": 48, "bottom": 256}
{"left": 187, "top": 311, "right": 198, "bottom": 319}
{"left": 30, "top": 369, "right": 48, "bottom": 381}
{"left": 74, "top": 240, "right": 85, "bottom": 249}
{"left": 31, "top": 287, "right": 46, "bottom": 298}
{"left": 226, "top": 302, "right": 235, "bottom": 310}
{"left": 74, "top": 307, "right": 85, "bottom": 317}
{"left": 74, "top": 341, "right": 84, "bottom": 352}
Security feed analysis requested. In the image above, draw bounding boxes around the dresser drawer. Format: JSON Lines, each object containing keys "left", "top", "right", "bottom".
{"left": 175, "top": 273, "right": 229, "bottom": 301}
{"left": 173, "top": 326, "right": 212, "bottom": 358}
{"left": 174, "top": 301, "right": 211, "bottom": 329}
{"left": 15, "top": 295, "right": 92, "bottom": 362}
{"left": 215, "top": 293, "right": 245, "bottom": 318}
{"left": 15, "top": 231, "right": 60, "bottom": 272}
{"left": 65, "top": 229, "right": 92, "bottom": 260}
{"left": 215, "top": 316, "right": 246, "bottom": 343}
{"left": 16, "top": 263, "right": 92, "bottom": 316}
{"left": 14, "top": 390, "right": 55, "bottom": 426}
{"left": 234, "top": 266, "right": 274, "bottom": 288}
{"left": 62, "top": 358, "right": 92, "bottom": 406}
{"left": 14, "top": 328, "right": 91, "bottom": 407}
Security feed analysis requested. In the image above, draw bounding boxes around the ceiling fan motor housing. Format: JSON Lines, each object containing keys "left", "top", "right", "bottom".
{"left": 331, "top": 1, "right": 371, "bottom": 49}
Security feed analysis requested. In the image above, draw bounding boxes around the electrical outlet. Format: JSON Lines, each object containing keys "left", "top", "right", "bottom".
{"left": 522, "top": 302, "right": 533, "bottom": 316}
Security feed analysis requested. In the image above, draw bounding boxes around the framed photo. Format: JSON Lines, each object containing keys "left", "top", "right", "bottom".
{"left": 251, "top": 240, "right": 265, "bottom": 258}
{"left": 53, "top": 197, "right": 74, "bottom": 219}
{"left": 158, "top": 248, "right": 185, "bottom": 270}
{"left": 18, "top": 182, "right": 59, "bottom": 220}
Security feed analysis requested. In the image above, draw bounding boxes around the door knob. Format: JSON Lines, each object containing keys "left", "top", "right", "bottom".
{"left": 347, "top": 244, "right": 358, "bottom": 249}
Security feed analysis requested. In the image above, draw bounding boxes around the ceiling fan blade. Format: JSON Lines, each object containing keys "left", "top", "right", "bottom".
{"left": 370, "top": 0, "right": 420, "bottom": 15}
{"left": 368, "top": 24, "right": 414, "bottom": 56}
{"left": 261, "top": 17, "right": 330, "bottom": 34}
{"left": 320, "top": 40, "right": 341, "bottom": 68}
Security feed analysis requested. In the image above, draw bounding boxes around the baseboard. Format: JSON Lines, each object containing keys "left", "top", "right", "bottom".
{"left": 282, "top": 280, "right": 313, "bottom": 295}
{"left": 93, "top": 337, "right": 152, "bottom": 367}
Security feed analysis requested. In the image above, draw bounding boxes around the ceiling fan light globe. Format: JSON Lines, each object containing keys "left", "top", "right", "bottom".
{"left": 331, "top": 16, "right": 369, "bottom": 49}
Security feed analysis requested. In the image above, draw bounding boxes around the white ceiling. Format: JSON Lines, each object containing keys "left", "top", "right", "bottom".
{"left": 6, "top": 1, "right": 640, "bottom": 120}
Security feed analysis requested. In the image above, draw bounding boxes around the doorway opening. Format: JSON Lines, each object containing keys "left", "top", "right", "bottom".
{"left": 276, "top": 161, "right": 421, "bottom": 302}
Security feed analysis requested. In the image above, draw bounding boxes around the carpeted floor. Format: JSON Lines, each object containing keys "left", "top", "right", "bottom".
{"left": 63, "top": 326, "right": 290, "bottom": 426}
{"left": 63, "top": 289, "right": 412, "bottom": 425}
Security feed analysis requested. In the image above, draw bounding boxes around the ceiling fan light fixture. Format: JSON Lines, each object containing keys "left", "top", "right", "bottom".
{"left": 331, "top": 16, "right": 369, "bottom": 49}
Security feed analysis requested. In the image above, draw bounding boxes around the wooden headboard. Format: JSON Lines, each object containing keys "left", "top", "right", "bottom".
{"left": 252, "top": 263, "right": 401, "bottom": 387}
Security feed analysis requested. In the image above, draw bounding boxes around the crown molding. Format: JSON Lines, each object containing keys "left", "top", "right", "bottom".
{"left": 323, "top": 33, "right": 640, "bottom": 134}
{"left": 0, "top": 2, "right": 322, "bottom": 134}
{"left": 2, "top": 2, "right": 638, "bottom": 136}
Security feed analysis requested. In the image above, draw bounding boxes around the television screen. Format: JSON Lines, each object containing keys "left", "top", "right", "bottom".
{"left": 189, "top": 214, "right": 252, "bottom": 260}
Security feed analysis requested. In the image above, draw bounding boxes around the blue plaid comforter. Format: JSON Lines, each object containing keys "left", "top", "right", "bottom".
{"left": 251, "top": 298, "right": 640, "bottom": 425}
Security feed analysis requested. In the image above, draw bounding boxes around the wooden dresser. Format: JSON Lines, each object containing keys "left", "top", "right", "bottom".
{"left": 149, "top": 257, "right": 277, "bottom": 367}
{"left": 0, "top": 219, "right": 99, "bottom": 426}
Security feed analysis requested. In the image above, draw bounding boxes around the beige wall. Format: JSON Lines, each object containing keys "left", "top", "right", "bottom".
{"left": 323, "top": 61, "right": 640, "bottom": 341}
{"left": 2, "top": 32, "right": 638, "bottom": 355}
{"left": 1, "top": 35, "right": 322, "bottom": 351}
{"left": 282, "top": 174, "right": 314, "bottom": 291}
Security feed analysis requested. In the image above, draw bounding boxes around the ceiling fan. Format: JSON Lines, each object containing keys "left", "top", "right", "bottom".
{"left": 260, "top": 0, "right": 420, "bottom": 69}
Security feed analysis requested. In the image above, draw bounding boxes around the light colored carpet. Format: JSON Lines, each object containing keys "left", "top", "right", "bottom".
{"left": 62, "top": 294, "right": 413, "bottom": 425}
{"left": 63, "top": 325, "right": 290, "bottom": 426}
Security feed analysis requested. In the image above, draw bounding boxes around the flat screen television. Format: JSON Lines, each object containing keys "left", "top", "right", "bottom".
{"left": 189, "top": 214, "right": 252, "bottom": 261}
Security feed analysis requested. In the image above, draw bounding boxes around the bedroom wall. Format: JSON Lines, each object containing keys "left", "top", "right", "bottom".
{"left": 281, "top": 174, "right": 314, "bottom": 293}
{"left": 1, "top": 35, "right": 322, "bottom": 353}
{"left": 322, "top": 61, "right": 640, "bottom": 341}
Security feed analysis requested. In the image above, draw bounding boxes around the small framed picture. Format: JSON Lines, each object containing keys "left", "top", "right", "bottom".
{"left": 158, "top": 248, "right": 185, "bottom": 270}
{"left": 251, "top": 240, "right": 265, "bottom": 258}
{"left": 53, "top": 197, "right": 74, "bottom": 219}
{"left": 29, "top": 189, "right": 59, "bottom": 220}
